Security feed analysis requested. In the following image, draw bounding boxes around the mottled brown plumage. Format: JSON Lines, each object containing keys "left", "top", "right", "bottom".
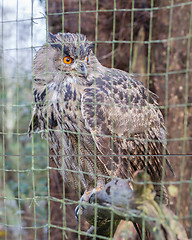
{"left": 28, "top": 32, "right": 174, "bottom": 204}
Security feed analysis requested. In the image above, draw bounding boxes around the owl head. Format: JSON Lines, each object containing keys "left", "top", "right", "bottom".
{"left": 33, "top": 32, "right": 101, "bottom": 85}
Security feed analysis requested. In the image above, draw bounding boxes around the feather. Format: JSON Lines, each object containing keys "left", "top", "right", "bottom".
{"left": 28, "top": 32, "right": 174, "bottom": 204}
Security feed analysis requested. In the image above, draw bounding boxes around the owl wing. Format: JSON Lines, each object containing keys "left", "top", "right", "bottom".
{"left": 81, "top": 70, "right": 174, "bottom": 181}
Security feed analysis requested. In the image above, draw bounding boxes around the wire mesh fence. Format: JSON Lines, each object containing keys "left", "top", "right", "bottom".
{"left": 0, "top": 0, "right": 192, "bottom": 239}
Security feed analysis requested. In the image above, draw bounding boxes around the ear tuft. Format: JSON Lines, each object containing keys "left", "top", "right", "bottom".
{"left": 48, "top": 32, "right": 58, "bottom": 43}
{"left": 86, "top": 42, "right": 95, "bottom": 54}
{"left": 88, "top": 42, "right": 95, "bottom": 50}
{"left": 48, "top": 32, "right": 62, "bottom": 51}
{"left": 89, "top": 42, "right": 95, "bottom": 50}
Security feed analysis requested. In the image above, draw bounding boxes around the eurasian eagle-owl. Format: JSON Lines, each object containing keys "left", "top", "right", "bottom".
{"left": 29, "top": 32, "right": 174, "bottom": 204}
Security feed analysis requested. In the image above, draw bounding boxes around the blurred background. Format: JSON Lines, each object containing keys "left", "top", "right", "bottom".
{"left": 0, "top": 0, "right": 191, "bottom": 239}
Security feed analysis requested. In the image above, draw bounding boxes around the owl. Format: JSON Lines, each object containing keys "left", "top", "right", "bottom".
{"left": 28, "top": 32, "right": 174, "bottom": 207}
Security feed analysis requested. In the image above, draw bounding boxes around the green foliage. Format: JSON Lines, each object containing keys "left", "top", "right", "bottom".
{"left": 0, "top": 72, "right": 48, "bottom": 238}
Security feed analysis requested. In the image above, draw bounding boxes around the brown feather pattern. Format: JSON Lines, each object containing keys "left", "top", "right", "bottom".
{"left": 28, "top": 32, "right": 174, "bottom": 204}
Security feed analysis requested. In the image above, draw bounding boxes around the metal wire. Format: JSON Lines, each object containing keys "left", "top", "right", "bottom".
{"left": 0, "top": 0, "right": 192, "bottom": 239}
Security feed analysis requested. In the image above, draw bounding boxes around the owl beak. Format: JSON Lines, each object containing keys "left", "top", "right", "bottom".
{"left": 77, "top": 62, "right": 87, "bottom": 78}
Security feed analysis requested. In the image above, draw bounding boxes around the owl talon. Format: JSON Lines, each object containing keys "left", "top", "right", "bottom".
{"left": 75, "top": 205, "right": 80, "bottom": 222}
{"left": 88, "top": 186, "right": 104, "bottom": 203}
{"left": 75, "top": 188, "right": 103, "bottom": 221}
{"left": 88, "top": 189, "right": 96, "bottom": 203}
{"left": 75, "top": 195, "right": 85, "bottom": 222}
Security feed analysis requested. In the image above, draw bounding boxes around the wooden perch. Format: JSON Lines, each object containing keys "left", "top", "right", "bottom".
{"left": 81, "top": 171, "right": 188, "bottom": 240}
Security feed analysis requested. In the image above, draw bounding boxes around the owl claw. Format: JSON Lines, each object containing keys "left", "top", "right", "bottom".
{"left": 88, "top": 186, "right": 104, "bottom": 203}
{"left": 88, "top": 189, "right": 97, "bottom": 203}
{"left": 75, "top": 205, "right": 80, "bottom": 222}
{"left": 75, "top": 195, "right": 85, "bottom": 222}
{"left": 75, "top": 187, "right": 103, "bottom": 221}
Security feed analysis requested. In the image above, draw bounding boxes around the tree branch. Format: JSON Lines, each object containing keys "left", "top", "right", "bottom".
{"left": 81, "top": 172, "right": 188, "bottom": 240}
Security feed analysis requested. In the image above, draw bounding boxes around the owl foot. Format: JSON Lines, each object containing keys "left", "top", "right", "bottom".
{"left": 75, "top": 186, "right": 104, "bottom": 222}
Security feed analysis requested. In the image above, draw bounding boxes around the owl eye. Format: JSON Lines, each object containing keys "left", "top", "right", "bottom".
{"left": 86, "top": 56, "right": 89, "bottom": 63}
{"left": 63, "top": 56, "right": 72, "bottom": 64}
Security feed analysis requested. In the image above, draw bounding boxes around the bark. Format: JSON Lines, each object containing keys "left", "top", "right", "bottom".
{"left": 82, "top": 173, "right": 188, "bottom": 240}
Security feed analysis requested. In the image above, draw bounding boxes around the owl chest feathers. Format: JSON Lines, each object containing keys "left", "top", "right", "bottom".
{"left": 34, "top": 78, "right": 106, "bottom": 190}
{"left": 34, "top": 77, "right": 91, "bottom": 145}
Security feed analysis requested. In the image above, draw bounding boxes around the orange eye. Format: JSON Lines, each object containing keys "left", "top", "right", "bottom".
{"left": 63, "top": 56, "right": 72, "bottom": 64}
{"left": 86, "top": 56, "right": 89, "bottom": 63}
